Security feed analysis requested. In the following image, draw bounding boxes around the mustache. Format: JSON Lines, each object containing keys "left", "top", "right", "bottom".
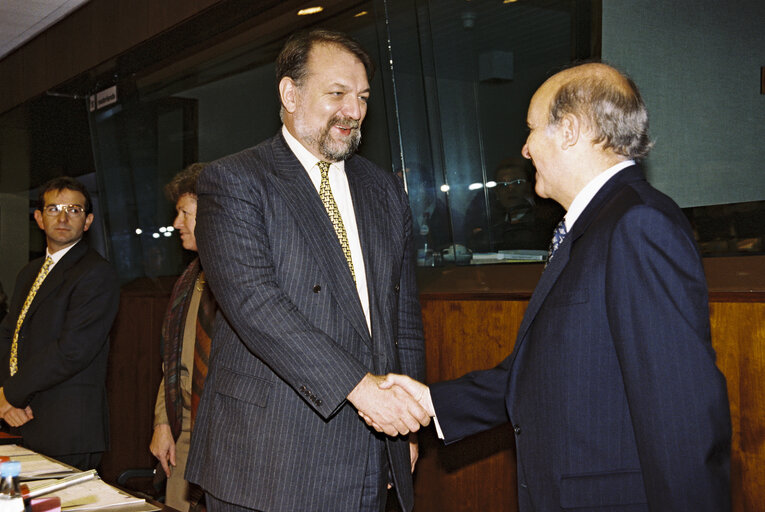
{"left": 330, "top": 116, "right": 360, "bottom": 130}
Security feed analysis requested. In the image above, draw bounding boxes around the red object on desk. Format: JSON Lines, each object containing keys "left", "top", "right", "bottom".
{"left": 29, "top": 497, "right": 61, "bottom": 512}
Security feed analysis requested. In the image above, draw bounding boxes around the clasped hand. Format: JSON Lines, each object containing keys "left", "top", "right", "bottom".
{"left": 347, "top": 373, "right": 434, "bottom": 437}
{"left": 0, "top": 388, "right": 33, "bottom": 427}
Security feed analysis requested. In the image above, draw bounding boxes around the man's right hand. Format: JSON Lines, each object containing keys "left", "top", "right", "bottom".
{"left": 149, "top": 423, "right": 176, "bottom": 477}
{"left": 379, "top": 373, "right": 435, "bottom": 417}
{"left": 347, "top": 374, "right": 431, "bottom": 437}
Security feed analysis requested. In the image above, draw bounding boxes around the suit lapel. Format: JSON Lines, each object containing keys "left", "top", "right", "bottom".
{"left": 266, "top": 135, "right": 370, "bottom": 342}
{"left": 346, "top": 157, "right": 392, "bottom": 343}
{"left": 513, "top": 165, "right": 645, "bottom": 353}
{"left": 24, "top": 241, "right": 88, "bottom": 320}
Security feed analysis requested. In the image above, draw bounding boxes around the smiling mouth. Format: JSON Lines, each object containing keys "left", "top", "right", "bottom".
{"left": 331, "top": 117, "right": 359, "bottom": 137}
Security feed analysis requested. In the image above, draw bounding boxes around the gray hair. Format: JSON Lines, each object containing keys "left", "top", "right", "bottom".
{"left": 549, "top": 68, "right": 653, "bottom": 160}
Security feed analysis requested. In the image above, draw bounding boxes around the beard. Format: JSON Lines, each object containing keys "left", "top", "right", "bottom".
{"left": 295, "top": 113, "right": 362, "bottom": 162}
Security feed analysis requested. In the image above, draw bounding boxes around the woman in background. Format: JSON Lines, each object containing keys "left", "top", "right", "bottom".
{"left": 150, "top": 163, "right": 216, "bottom": 512}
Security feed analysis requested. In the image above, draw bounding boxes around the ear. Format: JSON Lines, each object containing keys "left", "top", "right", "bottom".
{"left": 559, "top": 113, "right": 581, "bottom": 150}
{"left": 83, "top": 213, "right": 94, "bottom": 232}
{"left": 33, "top": 210, "right": 45, "bottom": 230}
{"left": 279, "top": 76, "right": 298, "bottom": 114}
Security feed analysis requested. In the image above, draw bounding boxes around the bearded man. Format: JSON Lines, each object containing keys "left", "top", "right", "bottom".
{"left": 185, "top": 29, "right": 428, "bottom": 512}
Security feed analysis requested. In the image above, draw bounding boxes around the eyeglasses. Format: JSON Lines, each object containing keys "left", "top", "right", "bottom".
{"left": 43, "top": 204, "right": 86, "bottom": 217}
{"left": 495, "top": 179, "right": 527, "bottom": 188}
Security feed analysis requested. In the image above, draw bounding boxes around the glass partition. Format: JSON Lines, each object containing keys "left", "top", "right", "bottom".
{"left": 85, "top": 0, "right": 594, "bottom": 280}
{"left": 3, "top": 0, "right": 763, "bottom": 290}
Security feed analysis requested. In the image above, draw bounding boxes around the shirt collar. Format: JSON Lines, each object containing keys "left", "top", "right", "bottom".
{"left": 564, "top": 160, "right": 635, "bottom": 231}
{"left": 282, "top": 125, "right": 346, "bottom": 174}
{"left": 47, "top": 239, "right": 80, "bottom": 265}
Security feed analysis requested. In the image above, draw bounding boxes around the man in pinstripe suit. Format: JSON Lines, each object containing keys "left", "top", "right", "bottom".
{"left": 185, "top": 29, "right": 429, "bottom": 512}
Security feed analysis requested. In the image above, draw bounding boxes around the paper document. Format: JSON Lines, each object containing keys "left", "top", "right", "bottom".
{"left": 26, "top": 478, "right": 145, "bottom": 510}
{"left": 0, "top": 446, "right": 75, "bottom": 478}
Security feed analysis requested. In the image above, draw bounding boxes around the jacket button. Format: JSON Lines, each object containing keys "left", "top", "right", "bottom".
{"left": 316, "top": 399, "right": 323, "bottom": 407}
{"left": 394, "top": 284, "right": 400, "bottom": 293}
{"left": 313, "top": 284, "right": 321, "bottom": 293}
{"left": 513, "top": 425, "right": 521, "bottom": 435}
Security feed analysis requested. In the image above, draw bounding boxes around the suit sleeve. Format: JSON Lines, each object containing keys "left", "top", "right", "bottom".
{"left": 429, "top": 359, "right": 512, "bottom": 444}
{"left": 3, "top": 260, "right": 120, "bottom": 407}
{"left": 605, "top": 206, "right": 731, "bottom": 511}
{"left": 195, "top": 161, "right": 369, "bottom": 420}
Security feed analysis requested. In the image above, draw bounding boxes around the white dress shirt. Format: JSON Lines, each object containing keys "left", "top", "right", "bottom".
{"left": 282, "top": 125, "right": 371, "bottom": 334}
{"left": 46, "top": 239, "right": 81, "bottom": 271}
{"left": 562, "top": 159, "right": 636, "bottom": 232}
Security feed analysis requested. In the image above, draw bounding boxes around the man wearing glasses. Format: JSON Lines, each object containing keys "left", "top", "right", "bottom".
{"left": 0, "top": 176, "right": 119, "bottom": 470}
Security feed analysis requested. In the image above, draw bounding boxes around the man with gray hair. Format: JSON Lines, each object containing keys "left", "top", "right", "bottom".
{"left": 381, "top": 62, "right": 732, "bottom": 511}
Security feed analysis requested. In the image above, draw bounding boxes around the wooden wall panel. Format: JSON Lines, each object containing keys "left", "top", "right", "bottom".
{"left": 102, "top": 278, "right": 174, "bottom": 485}
{"left": 413, "top": 300, "right": 527, "bottom": 512}
{"left": 709, "top": 301, "right": 765, "bottom": 512}
{"left": 413, "top": 297, "right": 764, "bottom": 512}
{"left": 100, "top": 274, "right": 764, "bottom": 509}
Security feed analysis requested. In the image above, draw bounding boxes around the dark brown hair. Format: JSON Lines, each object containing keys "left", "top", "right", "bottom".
{"left": 276, "top": 28, "right": 374, "bottom": 88}
{"left": 37, "top": 176, "right": 93, "bottom": 214}
{"left": 164, "top": 162, "right": 207, "bottom": 203}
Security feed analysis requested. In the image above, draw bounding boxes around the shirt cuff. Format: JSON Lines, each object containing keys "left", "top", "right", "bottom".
{"left": 433, "top": 413, "right": 445, "bottom": 440}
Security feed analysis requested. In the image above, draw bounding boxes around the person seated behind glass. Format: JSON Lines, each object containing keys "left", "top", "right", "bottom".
{"left": 149, "top": 163, "right": 216, "bottom": 512}
{"left": 405, "top": 165, "right": 452, "bottom": 258}
{"left": 468, "top": 157, "right": 563, "bottom": 252}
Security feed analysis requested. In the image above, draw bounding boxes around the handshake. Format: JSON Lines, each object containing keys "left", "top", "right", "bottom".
{"left": 347, "top": 373, "right": 435, "bottom": 437}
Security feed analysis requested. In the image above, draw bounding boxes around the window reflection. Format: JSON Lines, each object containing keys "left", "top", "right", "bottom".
{"left": 465, "top": 158, "right": 563, "bottom": 256}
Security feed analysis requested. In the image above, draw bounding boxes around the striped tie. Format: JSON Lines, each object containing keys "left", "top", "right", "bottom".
{"left": 10, "top": 257, "right": 54, "bottom": 375}
{"left": 318, "top": 161, "right": 356, "bottom": 282}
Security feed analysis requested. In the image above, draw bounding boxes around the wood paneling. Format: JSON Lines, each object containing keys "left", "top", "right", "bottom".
{"left": 413, "top": 300, "right": 526, "bottom": 512}
{"left": 710, "top": 301, "right": 765, "bottom": 512}
{"left": 102, "top": 264, "right": 765, "bottom": 510}
{"left": 412, "top": 295, "right": 765, "bottom": 512}
{"left": 101, "top": 277, "right": 175, "bottom": 484}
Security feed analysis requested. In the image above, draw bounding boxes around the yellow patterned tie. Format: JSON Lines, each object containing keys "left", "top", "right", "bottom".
{"left": 318, "top": 161, "right": 356, "bottom": 283}
{"left": 9, "top": 256, "right": 54, "bottom": 375}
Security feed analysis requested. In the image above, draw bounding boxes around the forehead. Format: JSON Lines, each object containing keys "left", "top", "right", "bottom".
{"left": 527, "top": 76, "right": 560, "bottom": 123}
{"left": 176, "top": 193, "right": 197, "bottom": 209}
{"left": 44, "top": 188, "right": 86, "bottom": 206}
{"left": 304, "top": 43, "right": 369, "bottom": 88}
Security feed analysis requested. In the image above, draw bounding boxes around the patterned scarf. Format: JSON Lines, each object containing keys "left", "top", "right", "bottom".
{"left": 160, "top": 258, "right": 216, "bottom": 439}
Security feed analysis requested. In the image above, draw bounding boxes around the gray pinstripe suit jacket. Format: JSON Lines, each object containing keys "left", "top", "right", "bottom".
{"left": 186, "top": 132, "right": 426, "bottom": 511}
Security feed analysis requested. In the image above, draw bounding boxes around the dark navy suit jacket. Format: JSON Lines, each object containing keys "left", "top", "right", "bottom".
{"left": 186, "top": 133, "right": 425, "bottom": 511}
{"left": 431, "top": 165, "right": 731, "bottom": 511}
{"left": 0, "top": 241, "right": 119, "bottom": 457}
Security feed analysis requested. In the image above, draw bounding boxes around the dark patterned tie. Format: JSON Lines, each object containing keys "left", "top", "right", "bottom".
{"left": 546, "top": 219, "right": 568, "bottom": 265}
{"left": 10, "top": 257, "right": 54, "bottom": 375}
{"left": 318, "top": 161, "right": 356, "bottom": 282}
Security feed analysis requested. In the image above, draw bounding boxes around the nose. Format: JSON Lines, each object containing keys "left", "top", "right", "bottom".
{"left": 342, "top": 95, "right": 364, "bottom": 121}
{"left": 173, "top": 212, "right": 184, "bottom": 230}
{"left": 521, "top": 143, "right": 531, "bottom": 160}
{"left": 56, "top": 210, "right": 69, "bottom": 222}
